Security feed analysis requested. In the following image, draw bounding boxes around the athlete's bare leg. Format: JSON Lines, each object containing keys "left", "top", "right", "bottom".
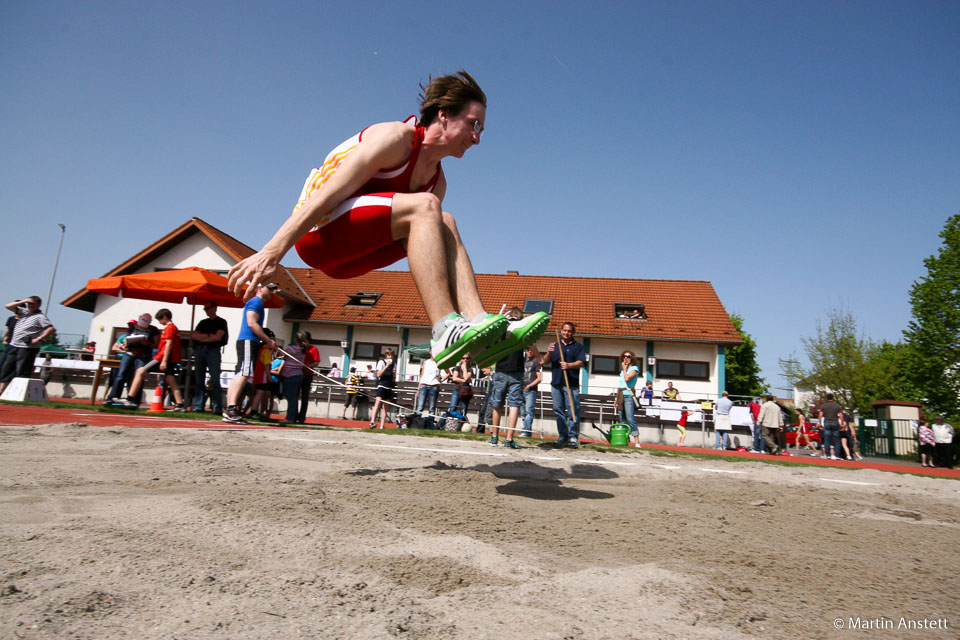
{"left": 391, "top": 193, "right": 484, "bottom": 324}
{"left": 440, "top": 211, "right": 485, "bottom": 319}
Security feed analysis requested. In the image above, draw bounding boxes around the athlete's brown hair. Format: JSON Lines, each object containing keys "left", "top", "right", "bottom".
{"left": 419, "top": 70, "right": 486, "bottom": 126}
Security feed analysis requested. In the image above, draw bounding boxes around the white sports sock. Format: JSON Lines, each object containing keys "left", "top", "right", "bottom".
{"left": 432, "top": 313, "right": 462, "bottom": 340}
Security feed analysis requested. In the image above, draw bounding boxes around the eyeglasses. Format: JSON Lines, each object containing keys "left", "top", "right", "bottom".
{"left": 622, "top": 355, "right": 633, "bottom": 359}
{"left": 469, "top": 118, "right": 484, "bottom": 135}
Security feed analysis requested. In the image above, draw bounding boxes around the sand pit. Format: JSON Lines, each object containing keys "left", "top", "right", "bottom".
{"left": 1, "top": 422, "right": 958, "bottom": 639}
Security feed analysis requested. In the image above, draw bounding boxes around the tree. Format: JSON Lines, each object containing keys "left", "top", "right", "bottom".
{"left": 780, "top": 307, "right": 892, "bottom": 416}
{"left": 902, "top": 213, "right": 960, "bottom": 418}
{"left": 724, "top": 313, "right": 765, "bottom": 397}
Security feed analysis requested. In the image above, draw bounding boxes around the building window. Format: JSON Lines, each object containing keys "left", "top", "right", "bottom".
{"left": 614, "top": 303, "right": 646, "bottom": 319}
{"left": 656, "top": 359, "right": 709, "bottom": 381}
{"left": 591, "top": 355, "right": 619, "bottom": 375}
{"left": 523, "top": 298, "right": 554, "bottom": 315}
{"left": 353, "top": 342, "right": 399, "bottom": 360}
{"left": 345, "top": 292, "right": 383, "bottom": 307}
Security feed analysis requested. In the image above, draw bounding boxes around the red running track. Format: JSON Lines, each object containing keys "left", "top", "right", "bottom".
{"left": 1, "top": 401, "right": 957, "bottom": 479}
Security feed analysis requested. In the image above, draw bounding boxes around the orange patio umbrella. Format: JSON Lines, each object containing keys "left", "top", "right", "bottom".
{"left": 86, "top": 266, "right": 284, "bottom": 309}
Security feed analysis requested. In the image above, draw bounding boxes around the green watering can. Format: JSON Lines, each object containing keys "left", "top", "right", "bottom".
{"left": 597, "top": 423, "right": 631, "bottom": 446}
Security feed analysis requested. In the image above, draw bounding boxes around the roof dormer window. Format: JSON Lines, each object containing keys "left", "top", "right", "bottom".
{"left": 345, "top": 291, "right": 383, "bottom": 307}
{"left": 615, "top": 303, "right": 646, "bottom": 320}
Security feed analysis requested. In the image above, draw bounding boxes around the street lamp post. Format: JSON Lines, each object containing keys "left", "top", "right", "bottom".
{"left": 46, "top": 224, "right": 66, "bottom": 317}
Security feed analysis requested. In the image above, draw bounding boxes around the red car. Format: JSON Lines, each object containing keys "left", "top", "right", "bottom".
{"left": 784, "top": 423, "right": 821, "bottom": 449}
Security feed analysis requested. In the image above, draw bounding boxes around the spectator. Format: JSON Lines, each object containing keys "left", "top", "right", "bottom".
{"left": 190, "top": 302, "right": 228, "bottom": 414}
{"left": 120, "top": 308, "right": 184, "bottom": 411}
{"left": 677, "top": 406, "right": 698, "bottom": 447}
{"left": 748, "top": 397, "right": 763, "bottom": 452}
{"left": 839, "top": 410, "right": 856, "bottom": 460}
{"left": 365, "top": 364, "right": 376, "bottom": 382}
{"left": 416, "top": 357, "right": 442, "bottom": 416}
{"left": 446, "top": 355, "right": 475, "bottom": 416}
{"left": 758, "top": 394, "right": 784, "bottom": 455}
{"left": 106, "top": 314, "right": 160, "bottom": 405}
{"left": 520, "top": 346, "right": 542, "bottom": 438}
{"left": 81, "top": 341, "right": 96, "bottom": 361}
{"left": 296, "top": 331, "right": 320, "bottom": 424}
{"left": 475, "top": 365, "right": 494, "bottom": 432}
{"left": 248, "top": 328, "right": 276, "bottom": 421}
{"left": 617, "top": 349, "right": 641, "bottom": 447}
{"left": 541, "top": 321, "right": 586, "bottom": 448}
{"left": 341, "top": 367, "right": 362, "bottom": 420}
{"left": 714, "top": 390, "right": 733, "bottom": 450}
{"left": 639, "top": 380, "right": 654, "bottom": 402}
{"left": 487, "top": 343, "right": 529, "bottom": 449}
{"left": 662, "top": 382, "right": 679, "bottom": 400}
{"left": 918, "top": 418, "right": 935, "bottom": 468}
{"left": 328, "top": 363, "right": 341, "bottom": 379}
{"left": 818, "top": 394, "right": 843, "bottom": 460}
{"left": 0, "top": 296, "right": 56, "bottom": 396}
{"left": 932, "top": 415, "right": 954, "bottom": 469}
{"left": 369, "top": 348, "right": 397, "bottom": 429}
{"left": 713, "top": 391, "right": 733, "bottom": 450}
{"left": 794, "top": 409, "right": 816, "bottom": 454}
{"left": 0, "top": 312, "right": 20, "bottom": 374}
{"left": 277, "top": 332, "right": 307, "bottom": 425}
{"left": 224, "top": 283, "right": 278, "bottom": 424}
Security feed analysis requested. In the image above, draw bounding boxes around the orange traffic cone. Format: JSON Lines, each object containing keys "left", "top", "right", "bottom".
{"left": 145, "top": 384, "right": 164, "bottom": 413}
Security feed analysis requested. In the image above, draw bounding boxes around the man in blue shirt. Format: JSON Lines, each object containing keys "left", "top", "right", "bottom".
{"left": 223, "top": 283, "right": 278, "bottom": 423}
{"left": 714, "top": 390, "right": 734, "bottom": 450}
{"left": 541, "top": 322, "right": 586, "bottom": 447}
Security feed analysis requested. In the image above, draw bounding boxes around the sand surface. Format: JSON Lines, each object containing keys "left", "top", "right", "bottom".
{"left": 1, "top": 423, "right": 958, "bottom": 639}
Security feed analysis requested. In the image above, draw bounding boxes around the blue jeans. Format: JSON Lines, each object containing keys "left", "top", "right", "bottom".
{"left": 752, "top": 424, "right": 764, "bottom": 452}
{"left": 521, "top": 389, "right": 537, "bottom": 437}
{"left": 822, "top": 422, "right": 840, "bottom": 457}
{"left": 108, "top": 353, "right": 149, "bottom": 401}
{"left": 416, "top": 385, "right": 439, "bottom": 414}
{"left": 448, "top": 387, "right": 470, "bottom": 415}
{"left": 281, "top": 375, "right": 302, "bottom": 422}
{"left": 714, "top": 430, "right": 730, "bottom": 449}
{"left": 552, "top": 385, "right": 581, "bottom": 441}
{"left": 192, "top": 347, "right": 223, "bottom": 412}
{"left": 618, "top": 393, "right": 638, "bottom": 435}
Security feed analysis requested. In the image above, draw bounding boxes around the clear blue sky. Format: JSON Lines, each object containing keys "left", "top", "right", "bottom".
{"left": 2, "top": 0, "right": 957, "bottom": 392}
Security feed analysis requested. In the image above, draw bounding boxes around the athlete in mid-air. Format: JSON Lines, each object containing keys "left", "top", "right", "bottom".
{"left": 227, "top": 71, "right": 548, "bottom": 368}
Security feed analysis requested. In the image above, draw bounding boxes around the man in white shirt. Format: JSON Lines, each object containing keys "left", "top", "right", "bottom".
{"left": 416, "top": 357, "right": 442, "bottom": 415}
{"left": 932, "top": 415, "right": 955, "bottom": 469}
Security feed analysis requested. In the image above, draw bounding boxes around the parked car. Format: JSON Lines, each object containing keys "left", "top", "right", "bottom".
{"left": 784, "top": 423, "right": 820, "bottom": 449}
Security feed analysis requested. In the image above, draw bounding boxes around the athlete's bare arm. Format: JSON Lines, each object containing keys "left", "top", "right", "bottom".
{"left": 228, "top": 122, "right": 417, "bottom": 299}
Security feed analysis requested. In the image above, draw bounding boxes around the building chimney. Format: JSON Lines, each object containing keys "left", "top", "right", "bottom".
{"left": 506, "top": 270, "right": 519, "bottom": 276}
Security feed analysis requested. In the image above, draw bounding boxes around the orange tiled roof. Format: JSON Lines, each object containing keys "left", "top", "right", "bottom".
{"left": 62, "top": 218, "right": 314, "bottom": 311}
{"left": 287, "top": 269, "right": 741, "bottom": 344}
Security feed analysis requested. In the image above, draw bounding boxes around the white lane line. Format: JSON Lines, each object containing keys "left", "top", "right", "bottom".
{"left": 656, "top": 465, "right": 682, "bottom": 470}
{"left": 529, "top": 456, "right": 563, "bottom": 461}
{"left": 700, "top": 468, "right": 748, "bottom": 474}
{"left": 366, "top": 443, "right": 510, "bottom": 458}
{"left": 820, "top": 478, "right": 880, "bottom": 486}
{"left": 71, "top": 413, "right": 103, "bottom": 417}
{"left": 575, "top": 459, "right": 636, "bottom": 467}
{"left": 264, "top": 435, "right": 345, "bottom": 445}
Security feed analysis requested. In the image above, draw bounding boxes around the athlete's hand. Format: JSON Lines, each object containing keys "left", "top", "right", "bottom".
{"left": 228, "top": 250, "right": 279, "bottom": 301}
